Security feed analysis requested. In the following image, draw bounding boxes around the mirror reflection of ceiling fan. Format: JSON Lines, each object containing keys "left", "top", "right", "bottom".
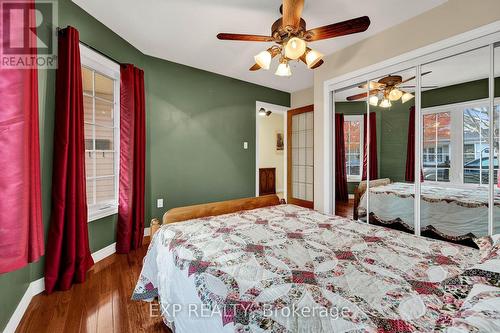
{"left": 346, "top": 72, "right": 437, "bottom": 108}
{"left": 216, "top": 0, "right": 371, "bottom": 77}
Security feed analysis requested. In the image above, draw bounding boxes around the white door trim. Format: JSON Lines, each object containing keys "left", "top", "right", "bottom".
{"left": 255, "top": 101, "right": 289, "bottom": 199}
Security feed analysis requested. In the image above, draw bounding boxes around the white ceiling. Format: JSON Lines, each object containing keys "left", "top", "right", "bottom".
{"left": 72, "top": 0, "right": 447, "bottom": 93}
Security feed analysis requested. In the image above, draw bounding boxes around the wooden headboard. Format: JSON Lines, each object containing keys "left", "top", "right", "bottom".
{"left": 162, "top": 195, "right": 281, "bottom": 224}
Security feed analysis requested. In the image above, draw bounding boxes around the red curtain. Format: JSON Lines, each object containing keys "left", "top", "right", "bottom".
{"left": 362, "top": 113, "right": 378, "bottom": 180}
{"left": 117, "top": 64, "right": 146, "bottom": 254}
{"left": 335, "top": 114, "right": 348, "bottom": 201}
{"left": 44, "top": 27, "right": 94, "bottom": 293}
{"left": 0, "top": 0, "right": 44, "bottom": 273}
{"left": 405, "top": 107, "right": 424, "bottom": 182}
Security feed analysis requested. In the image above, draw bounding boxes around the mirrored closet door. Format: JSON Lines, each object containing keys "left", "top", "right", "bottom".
{"left": 365, "top": 68, "right": 416, "bottom": 234}
{"left": 495, "top": 43, "right": 500, "bottom": 235}
{"left": 333, "top": 82, "right": 368, "bottom": 219}
{"left": 331, "top": 33, "right": 500, "bottom": 242}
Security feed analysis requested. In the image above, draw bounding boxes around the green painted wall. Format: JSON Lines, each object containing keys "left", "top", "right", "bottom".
{"left": 0, "top": 0, "right": 289, "bottom": 330}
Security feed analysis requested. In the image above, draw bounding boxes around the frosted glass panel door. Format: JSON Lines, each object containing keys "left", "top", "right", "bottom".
{"left": 287, "top": 105, "right": 314, "bottom": 208}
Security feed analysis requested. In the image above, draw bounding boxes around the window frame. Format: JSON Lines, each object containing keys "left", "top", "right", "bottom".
{"left": 80, "top": 44, "right": 121, "bottom": 222}
{"left": 421, "top": 97, "right": 500, "bottom": 187}
{"left": 344, "top": 115, "right": 364, "bottom": 182}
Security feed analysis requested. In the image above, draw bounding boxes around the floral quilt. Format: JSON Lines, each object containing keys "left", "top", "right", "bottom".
{"left": 133, "top": 204, "right": 485, "bottom": 332}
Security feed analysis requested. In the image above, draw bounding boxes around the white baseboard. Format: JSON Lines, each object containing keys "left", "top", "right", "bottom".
{"left": 4, "top": 228, "right": 151, "bottom": 333}
{"left": 91, "top": 242, "right": 116, "bottom": 263}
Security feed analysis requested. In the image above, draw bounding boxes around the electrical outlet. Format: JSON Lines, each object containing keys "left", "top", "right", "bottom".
{"left": 157, "top": 198, "right": 164, "bottom": 208}
{"left": 243, "top": 141, "right": 248, "bottom": 149}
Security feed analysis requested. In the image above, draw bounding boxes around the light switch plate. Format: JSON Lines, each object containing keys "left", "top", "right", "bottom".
{"left": 157, "top": 198, "right": 164, "bottom": 208}
{"left": 243, "top": 141, "right": 248, "bottom": 149}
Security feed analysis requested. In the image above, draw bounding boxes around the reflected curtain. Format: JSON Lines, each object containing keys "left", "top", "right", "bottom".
{"left": 335, "top": 114, "right": 348, "bottom": 201}
{"left": 116, "top": 64, "right": 146, "bottom": 254}
{"left": 0, "top": 0, "right": 44, "bottom": 273}
{"left": 45, "top": 27, "right": 94, "bottom": 293}
{"left": 405, "top": 107, "right": 424, "bottom": 182}
{"left": 362, "top": 113, "right": 378, "bottom": 180}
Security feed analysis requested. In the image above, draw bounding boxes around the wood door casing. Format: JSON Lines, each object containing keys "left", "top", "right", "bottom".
{"left": 287, "top": 105, "right": 314, "bottom": 209}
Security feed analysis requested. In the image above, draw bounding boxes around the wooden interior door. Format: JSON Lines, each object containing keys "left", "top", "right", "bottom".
{"left": 259, "top": 168, "right": 276, "bottom": 196}
{"left": 287, "top": 105, "right": 314, "bottom": 208}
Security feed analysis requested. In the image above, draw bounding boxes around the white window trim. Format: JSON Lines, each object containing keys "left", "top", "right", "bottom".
{"left": 344, "top": 115, "right": 364, "bottom": 182}
{"left": 80, "top": 44, "right": 121, "bottom": 223}
{"left": 422, "top": 97, "right": 500, "bottom": 188}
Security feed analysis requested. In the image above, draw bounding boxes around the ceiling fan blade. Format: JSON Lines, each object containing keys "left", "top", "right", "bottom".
{"left": 310, "top": 59, "right": 324, "bottom": 69}
{"left": 346, "top": 89, "right": 378, "bottom": 101}
{"left": 305, "top": 16, "right": 370, "bottom": 42}
{"left": 217, "top": 33, "right": 274, "bottom": 42}
{"left": 358, "top": 81, "right": 385, "bottom": 90}
{"left": 249, "top": 63, "right": 261, "bottom": 71}
{"left": 282, "top": 0, "right": 304, "bottom": 29}
{"left": 399, "top": 85, "right": 438, "bottom": 89}
{"left": 397, "top": 71, "right": 432, "bottom": 85}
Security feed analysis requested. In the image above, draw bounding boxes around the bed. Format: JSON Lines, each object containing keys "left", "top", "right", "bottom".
{"left": 357, "top": 182, "right": 500, "bottom": 245}
{"left": 133, "top": 196, "right": 499, "bottom": 332}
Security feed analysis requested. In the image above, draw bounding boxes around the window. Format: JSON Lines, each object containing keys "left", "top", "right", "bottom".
{"left": 422, "top": 100, "right": 499, "bottom": 185}
{"left": 344, "top": 115, "right": 363, "bottom": 182}
{"left": 81, "top": 44, "right": 120, "bottom": 222}
{"left": 463, "top": 107, "right": 492, "bottom": 184}
{"left": 423, "top": 112, "right": 451, "bottom": 182}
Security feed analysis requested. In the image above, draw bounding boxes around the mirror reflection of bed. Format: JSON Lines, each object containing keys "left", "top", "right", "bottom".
{"left": 334, "top": 48, "right": 500, "bottom": 248}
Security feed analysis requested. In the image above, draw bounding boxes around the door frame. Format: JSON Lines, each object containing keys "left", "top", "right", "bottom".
{"left": 255, "top": 101, "right": 289, "bottom": 198}
{"left": 287, "top": 104, "right": 314, "bottom": 208}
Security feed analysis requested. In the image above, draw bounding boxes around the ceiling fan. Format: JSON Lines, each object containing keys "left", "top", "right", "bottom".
{"left": 346, "top": 72, "right": 436, "bottom": 108}
{"left": 216, "top": 0, "right": 371, "bottom": 77}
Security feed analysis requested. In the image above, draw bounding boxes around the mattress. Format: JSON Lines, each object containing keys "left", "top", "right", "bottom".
{"left": 133, "top": 204, "right": 480, "bottom": 332}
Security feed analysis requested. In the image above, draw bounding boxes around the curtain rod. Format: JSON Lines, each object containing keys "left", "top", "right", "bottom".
{"left": 56, "top": 27, "right": 122, "bottom": 66}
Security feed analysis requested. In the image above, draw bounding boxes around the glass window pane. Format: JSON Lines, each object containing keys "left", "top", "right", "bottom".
{"left": 82, "top": 67, "right": 93, "bottom": 96}
{"left": 84, "top": 124, "right": 94, "bottom": 150}
{"left": 85, "top": 151, "right": 94, "bottom": 178}
{"left": 94, "top": 99, "right": 114, "bottom": 127}
{"left": 86, "top": 179, "right": 94, "bottom": 206}
{"left": 94, "top": 72, "right": 114, "bottom": 102}
{"left": 95, "top": 177, "right": 115, "bottom": 204}
{"left": 94, "top": 125, "right": 114, "bottom": 150}
{"left": 95, "top": 151, "right": 115, "bottom": 177}
{"left": 84, "top": 95, "right": 93, "bottom": 124}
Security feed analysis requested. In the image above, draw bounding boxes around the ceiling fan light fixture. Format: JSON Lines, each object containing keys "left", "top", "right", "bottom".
{"left": 284, "top": 37, "right": 307, "bottom": 60}
{"left": 379, "top": 98, "right": 392, "bottom": 108}
{"left": 305, "top": 48, "right": 324, "bottom": 68}
{"left": 402, "top": 92, "right": 415, "bottom": 103}
{"left": 275, "top": 60, "right": 292, "bottom": 77}
{"left": 259, "top": 107, "right": 267, "bottom": 116}
{"left": 369, "top": 95, "right": 379, "bottom": 106}
{"left": 388, "top": 88, "right": 403, "bottom": 101}
{"left": 254, "top": 50, "right": 272, "bottom": 70}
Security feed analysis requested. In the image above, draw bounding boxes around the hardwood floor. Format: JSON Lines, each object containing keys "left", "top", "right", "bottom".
{"left": 17, "top": 238, "right": 170, "bottom": 333}
{"left": 335, "top": 198, "right": 354, "bottom": 219}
